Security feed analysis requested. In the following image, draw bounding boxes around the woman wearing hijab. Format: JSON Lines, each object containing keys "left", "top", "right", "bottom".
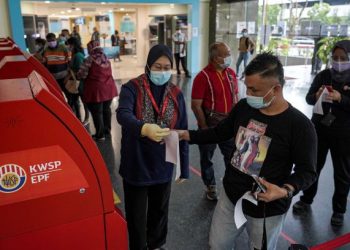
{"left": 66, "top": 37, "right": 86, "bottom": 123}
{"left": 78, "top": 40, "right": 117, "bottom": 141}
{"left": 117, "top": 44, "right": 189, "bottom": 250}
{"left": 293, "top": 40, "right": 350, "bottom": 227}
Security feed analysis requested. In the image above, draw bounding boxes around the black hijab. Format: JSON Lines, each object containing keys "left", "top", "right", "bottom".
{"left": 331, "top": 40, "right": 350, "bottom": 83}
{"left": 145, "top": 44, "right": 173, "bottom": 74}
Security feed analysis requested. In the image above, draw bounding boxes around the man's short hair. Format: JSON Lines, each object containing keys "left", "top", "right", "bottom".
{"left": 46, "top": 33, "right": 56, "bottom": 40}
{"left": 209, "top": 42, "right": 227, "bottom": 61}
{"left": 244, "top": 52, "right": 285, "bottom": 86}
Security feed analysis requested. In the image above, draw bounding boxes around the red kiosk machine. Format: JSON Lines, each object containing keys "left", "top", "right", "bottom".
{"left": 0, "top": 38, "right": 128, "bottom": 250}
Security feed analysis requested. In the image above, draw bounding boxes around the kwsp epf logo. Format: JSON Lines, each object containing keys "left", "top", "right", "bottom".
{"left": 0, "top": 164, "right": 27, "bottom": 193}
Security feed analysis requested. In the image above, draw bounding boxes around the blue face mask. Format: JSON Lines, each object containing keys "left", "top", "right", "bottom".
{"left": 220, "top": 56, "right": 232, "bottom": 69}
{"left": 150, "top": 70, "right": 172, "bottom": 86}
{"left": 246, "top": 86, "right": 275, "bottom": 109}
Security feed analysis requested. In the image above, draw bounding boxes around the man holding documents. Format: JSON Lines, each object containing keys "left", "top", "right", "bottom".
{"left": 179, "top": 52, "right": 317, "bottom": 250}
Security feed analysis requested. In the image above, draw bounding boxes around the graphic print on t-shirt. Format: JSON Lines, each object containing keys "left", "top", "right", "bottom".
{"left": 230, "top": 119, "right": 271, "bottom": 176}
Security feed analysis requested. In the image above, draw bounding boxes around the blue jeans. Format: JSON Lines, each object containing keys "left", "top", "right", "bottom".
{"left": 209, "top": 189, "right": 286, "bottom": 250}
{"left": 198, "top": 138, "right": 234, "bottom": 186}
{"left": 236, "top": 52, "right": 249, "bottom": 76}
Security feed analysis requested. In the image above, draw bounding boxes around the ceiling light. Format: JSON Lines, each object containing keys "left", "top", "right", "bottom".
{"left": 60, "top": 11, "right": 65, "bottom": 14}
{"left": 108, "top": 10, "right": 113, "bottom": 12}
{"left": 45, "top": 1, "right": 50, "bottom": 3}
{"left": 75, "top": 8, "right": 80, "bottom": 11}
{"left": 67, "top": 10, "right": 72, "bottom": 13}
{"left": 101, "top": 2, "right": 106, "bottom": 4}
{"left": 170, "top": 4, "right": 174, "bottom": 8}
{"left": 120, "top": 8, "right": 125, "bottom": 11}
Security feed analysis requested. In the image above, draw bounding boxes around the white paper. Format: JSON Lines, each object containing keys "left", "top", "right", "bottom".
{"left": 234, "top": 191, "right": 258, "bottom": 229}
{"left": 164, "top": 131, "right": 180, "bottom": 180}
{"left": 313, "top": 88, "right": 332, "bottom": 115}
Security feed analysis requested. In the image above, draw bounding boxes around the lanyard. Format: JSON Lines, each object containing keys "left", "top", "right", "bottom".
{"left": 142, "top": 77, "right": 170, "bottom": 121}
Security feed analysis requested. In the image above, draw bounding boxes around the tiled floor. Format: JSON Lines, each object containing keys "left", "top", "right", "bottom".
{"left": 91, "top": 59, "right": 350, "bottom": 250}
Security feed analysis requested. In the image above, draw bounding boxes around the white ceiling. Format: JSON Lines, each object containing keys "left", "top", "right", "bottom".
{"left": 22, "top": 1, "right": 183, "bottom": 17}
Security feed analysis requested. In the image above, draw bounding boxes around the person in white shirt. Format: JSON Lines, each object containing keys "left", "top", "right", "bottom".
{"left": 172, "top": 26, "right": 191, "bottom": 78}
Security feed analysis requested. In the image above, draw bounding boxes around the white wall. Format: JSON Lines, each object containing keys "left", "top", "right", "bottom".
{"left": 0, "top": 0, "right": 11, "bottom": 37}
{"left": 148, "top": 4, "right": 188, "bottom": 16}
{"left": 200, "top": 0, "right": 210, "bottom": 69}
{"left": 136, "top": 6, "right": 152, "bottom": 67}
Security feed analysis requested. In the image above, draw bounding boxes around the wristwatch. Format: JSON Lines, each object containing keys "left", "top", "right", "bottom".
{"left": 282, "top": 184, "right": 294, "bottom": 199}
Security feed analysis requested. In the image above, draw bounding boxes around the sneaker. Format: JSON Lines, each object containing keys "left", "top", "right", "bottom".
{"left": 206, "top": 185, "right": 218, "bottom": 201}
{"left": 292, "top": 200, "right": 311, "bottom": 214}
{"left": 331, "top": 212, "right": 344, "bottom": 226}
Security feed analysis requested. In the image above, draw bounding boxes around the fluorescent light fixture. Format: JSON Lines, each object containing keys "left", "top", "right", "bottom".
{"left": 45, "top": 1, "right": 50, "bottom": 3}
{"left": 101, "top": 2, "right": 106, "bottom": 4}
{"left": 67, "top": 10, "right": 72, "bottom": 13}
{"left": 120, "top": 8, "right": 125, "bottom": 11}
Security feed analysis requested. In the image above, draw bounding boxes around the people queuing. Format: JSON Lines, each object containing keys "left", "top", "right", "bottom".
{"left": 178, "top": 52, "right": 317, "bottom": 250}
{"left": 292, "top": 40, "right": 350, "bottom": 227}
{"left": 43, "top": 33, "right": 70, "bottom": 98}
{"left": 78, "top": 40, "right": 118, "bottom": 141}
{"left": 66, "top": 37, "right": 89, "bottom": 124}
{"left": 191, "top": 42, "right": 239, "bottom": 200}
{"left": 33, "top": 38, "right": 46, "bottom": 63}
{"left": 32, "top": 25, "right": 344, "bottom": 248}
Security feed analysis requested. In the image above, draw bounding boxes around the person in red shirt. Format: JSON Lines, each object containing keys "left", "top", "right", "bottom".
{"left": 191, "top": 42, "right": 239, "bottom": 200}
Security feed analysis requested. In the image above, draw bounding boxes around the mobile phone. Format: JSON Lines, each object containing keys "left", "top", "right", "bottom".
{"left": 251, "top": 175, "right": 266, "bottom": 193}
{"left": 325, "top": 85, "right": 333, "bottom": 92}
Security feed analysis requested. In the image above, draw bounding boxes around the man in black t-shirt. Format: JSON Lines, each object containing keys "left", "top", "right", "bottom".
{"left": 179, "top": 52, "right": 317, "bottom": 250}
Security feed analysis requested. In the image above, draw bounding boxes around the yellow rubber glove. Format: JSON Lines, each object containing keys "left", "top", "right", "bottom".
{"left": 141, "top": 123, "right": 170, "bottom": 142}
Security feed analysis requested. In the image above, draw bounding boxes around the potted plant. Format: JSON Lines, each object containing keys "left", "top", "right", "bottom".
{"left": 317, "top": 37, "right": 350, "bottom": 67}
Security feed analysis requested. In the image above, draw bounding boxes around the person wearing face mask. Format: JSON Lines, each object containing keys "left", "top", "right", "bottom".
{"left": 33, "top": 38, "right": 46, "bottom": 63}
{"left": 172, "top": 25, "right": 191, "bottom": 78}
{"left": 59, "top": 29, "right": 70, "bottom": 45}
{"left": 178, "top": 52, "right": 317, "bottom": 250}
{"left": 292, "top": 40, "right": 350, "bottom": 227}
{"left": 116, "top": 44, "right": 189, "bottom": 250}
{"left": 43, "top": 33, "right": 70, "bottom": 97}
{"left": 191, "top": 42, "right": 239, "bottom": 201}
{"left": 66, "top": 37, "right": 89, "bottom": 124}
{"left": 77, "top": 40, "right": 117, "bottom": 141}
{"left": 236, "top": 28, "right": 255, "bottom": 79}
